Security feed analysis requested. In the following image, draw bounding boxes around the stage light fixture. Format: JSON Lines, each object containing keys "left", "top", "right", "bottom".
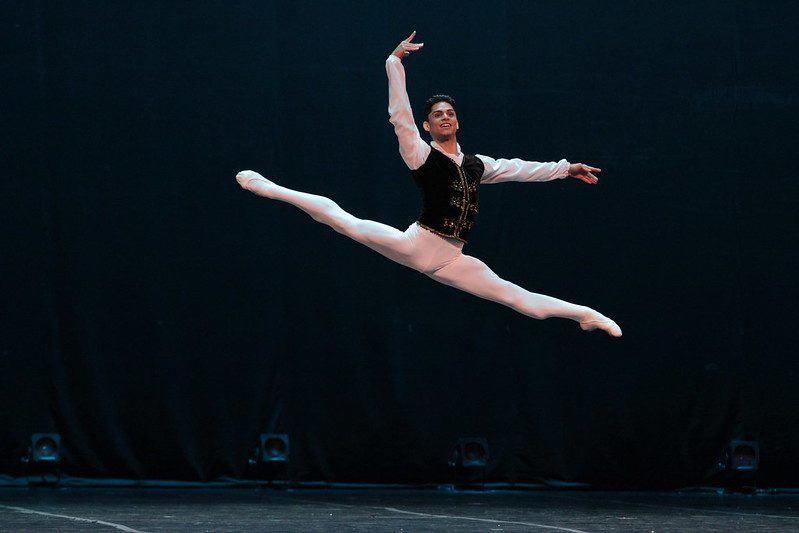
{"left": 727, "top": 440, "right": 759, "bottom": 472}
{"left": 260, "top": 433, "right": 290, "bottom": 462}
{"left": 30, "top": 433, "right": 61, "bottom": 463}
{"left": 449, "top": 437, "right": 489, "bottom": 468}
{"left": 21, "top": 433, "right": 62, "bottom": 486}
{"left": 708, "top": 439, "right": 760, "bottom": 492}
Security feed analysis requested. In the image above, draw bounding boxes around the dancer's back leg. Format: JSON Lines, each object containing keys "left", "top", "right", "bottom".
{"left": 237, "top": 171, "right": 417, "bottom": 267}
{"left": 428, "top": 253, "right": 622, "bottom": 336}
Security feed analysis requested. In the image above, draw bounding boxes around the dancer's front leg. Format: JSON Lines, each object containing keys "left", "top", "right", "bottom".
{"left": 236, "top": 170, "right": 417, "bottom": 266}
{"left": 428, "top": 254, "right": 622, "bottom": 337}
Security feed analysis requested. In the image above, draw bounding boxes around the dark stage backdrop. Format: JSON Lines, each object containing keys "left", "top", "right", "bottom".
{"left": 2, "top": 1, "right": 798, "bottom": 488}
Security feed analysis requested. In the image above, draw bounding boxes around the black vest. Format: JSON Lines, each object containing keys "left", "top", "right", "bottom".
{"left": 411, "top": 148, "right": 484, "bottom": 242}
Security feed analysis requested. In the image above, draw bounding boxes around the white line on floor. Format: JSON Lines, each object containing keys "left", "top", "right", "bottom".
{"left": 278, "top": 495, "right": 590, "bottom": 532}
{"left": 565, "top": 496, "right": 799, "bottom": 521}
{"left": 380, "top": 506, "right": 591, "bottom": 533}
{"left": 0, "top": 503, "right": 149, "bottom": 533}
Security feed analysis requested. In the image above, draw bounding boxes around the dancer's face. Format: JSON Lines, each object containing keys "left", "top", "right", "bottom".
{"left": 423, "top": 102, "right": 458, "bottom": 141}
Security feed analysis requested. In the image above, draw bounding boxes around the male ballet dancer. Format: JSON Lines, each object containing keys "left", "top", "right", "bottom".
{"left": 236, "top": 32, "right": 621, "bottom": 337}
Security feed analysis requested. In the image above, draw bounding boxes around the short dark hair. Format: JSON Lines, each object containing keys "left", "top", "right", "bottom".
{"left": 422, "top": 95, "right": 457, "bottom": 121}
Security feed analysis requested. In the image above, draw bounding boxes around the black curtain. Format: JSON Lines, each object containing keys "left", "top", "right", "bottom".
{"left": 2, "top": 0, "right": 798, "bottom": 488}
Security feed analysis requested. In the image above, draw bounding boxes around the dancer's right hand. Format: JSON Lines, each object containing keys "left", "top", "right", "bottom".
{"left": 392, "top": 31, "right": 424, "bottom": 59}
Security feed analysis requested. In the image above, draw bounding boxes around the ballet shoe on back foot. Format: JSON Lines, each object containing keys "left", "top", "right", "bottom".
{"left": 579, "top": 316, "right": 623, "bottom": 337}
{"left": 236, "top": 170, "right": 276, "bottom": 196}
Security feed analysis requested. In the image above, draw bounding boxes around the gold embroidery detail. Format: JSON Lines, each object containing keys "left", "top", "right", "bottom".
{"left": 455, "top": 165, "right": 470, "bottom": 234}
{"left": 439, "top": 157, "right": 479, "bottom": 239}
{"left": 451, "top": 179, "right": 478, "bottom": 192}
{"left": 443, "top": 217, "right": 474, "bottom": 230}
{"left": 449, "top": 197, "right": 478, "bottom": 213}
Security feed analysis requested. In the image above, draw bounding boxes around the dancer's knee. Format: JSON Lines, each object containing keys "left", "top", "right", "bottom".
{"left": 313, "top": 199, "right": 366, "bottom": 239}
{"left": 309, "top": 197, "right": 341, "bottom": 222}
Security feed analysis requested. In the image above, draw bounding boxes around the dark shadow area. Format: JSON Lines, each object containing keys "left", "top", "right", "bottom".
{"left": 2, "top": 0, "right": 798, "bottom": 489}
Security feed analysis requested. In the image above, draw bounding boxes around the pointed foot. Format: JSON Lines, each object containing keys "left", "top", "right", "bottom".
{"left": 236, "top": 170, "right": 276, "bottom": 197}
{"left": 580, "top": 316, "right": 622, "bottom": 337}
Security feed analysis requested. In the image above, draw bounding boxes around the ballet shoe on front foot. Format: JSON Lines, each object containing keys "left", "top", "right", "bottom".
{"left": 579, "top": 316, "right": 623, "bottom": 337}
{"left": 236, "top": 170, "right": 276, "bottom": 197}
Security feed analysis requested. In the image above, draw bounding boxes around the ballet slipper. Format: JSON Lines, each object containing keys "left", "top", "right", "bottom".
{"left": 236, "top": 171, "right": 276, "bottom": 197}
{"left": 580, "top": 316, "right": 623, "bottom": 337}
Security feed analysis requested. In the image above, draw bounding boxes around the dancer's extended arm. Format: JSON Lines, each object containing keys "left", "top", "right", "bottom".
{"left": 386, "top": 31, "right": 430, "bottom": 170}
{"left": 478, "top": 155, "right": 602, "bottom": 185}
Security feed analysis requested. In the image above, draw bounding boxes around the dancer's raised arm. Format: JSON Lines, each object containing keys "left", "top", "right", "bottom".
{"left": 386, "top": 31, "right": 430, "bottom": 170}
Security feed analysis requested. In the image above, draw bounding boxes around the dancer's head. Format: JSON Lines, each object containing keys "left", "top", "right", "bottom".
{"left": 422, "top": 95, "right": 458, "bottom": 141}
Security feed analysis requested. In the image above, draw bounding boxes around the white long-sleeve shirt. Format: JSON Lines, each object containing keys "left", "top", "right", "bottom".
{"left": 386, "top": 54, "right": 570, "bottom": 184}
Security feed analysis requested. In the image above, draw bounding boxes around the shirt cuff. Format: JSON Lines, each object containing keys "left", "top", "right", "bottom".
{"left": 559, "top": 159, "right": 571, "bottom": 178}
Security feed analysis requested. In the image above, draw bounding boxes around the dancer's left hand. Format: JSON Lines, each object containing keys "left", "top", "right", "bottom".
{"left": 568, "top": 163, "right": 601, "bottom": 184}
{"left": 392, "top": 30, "right": 424, "bottom": 59}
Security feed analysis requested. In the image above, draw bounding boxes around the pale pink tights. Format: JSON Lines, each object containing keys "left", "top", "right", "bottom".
{"left": 254, "top": 180, "right": 600, "bottom": 324}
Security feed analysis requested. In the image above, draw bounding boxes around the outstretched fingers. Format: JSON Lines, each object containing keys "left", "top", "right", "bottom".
{"left": 393, "top": 30, "right": 424, "bottom": 58}
{"left": 572, "top": 163, "right": 601, "bottom": 184}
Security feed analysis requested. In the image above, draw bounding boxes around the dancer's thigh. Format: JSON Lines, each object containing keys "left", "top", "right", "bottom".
{"left": 427, "top": 253, "right": 520, "bottom": 304}
{"left": 345, "top": 219, "right": 466, "bottom": 272}
{"left": 352, "top": 218, "right": 405, "bottom": 247}
{"left": 352, "top": 219, "right": 420, "bottom": 266}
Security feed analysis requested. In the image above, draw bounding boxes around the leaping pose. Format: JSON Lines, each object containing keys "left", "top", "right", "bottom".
{"left": 237, "top": 32, "right": 621, "bottom": 337}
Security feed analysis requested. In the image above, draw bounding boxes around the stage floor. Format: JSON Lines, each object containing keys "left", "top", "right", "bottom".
{"left": 1, "top": 487, "right": 798, "bottom": 532}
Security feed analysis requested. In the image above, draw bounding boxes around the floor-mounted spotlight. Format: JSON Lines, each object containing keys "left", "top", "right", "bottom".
{"left": 260, "top": 433, "right": 290, "bottom": 463}
{"left": 31, "top": 433, "right": 61, "bottom": 463}
{"left": 450, "top": 437, "right": 489, "bottom": 468}
{"left": 22, "top": 433, "right": 62, "bottom": 485}
{"left": 712, "top": 439, "right": 759, "bottom": 492}
{"left": 448, "top": 437, "right": 489, "bottom": 489}
{"left": 248, "top": 433, "right": 290, "bottom": 487}
{"left": 726, "top": 440, "right": 759, "bottom": 472}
